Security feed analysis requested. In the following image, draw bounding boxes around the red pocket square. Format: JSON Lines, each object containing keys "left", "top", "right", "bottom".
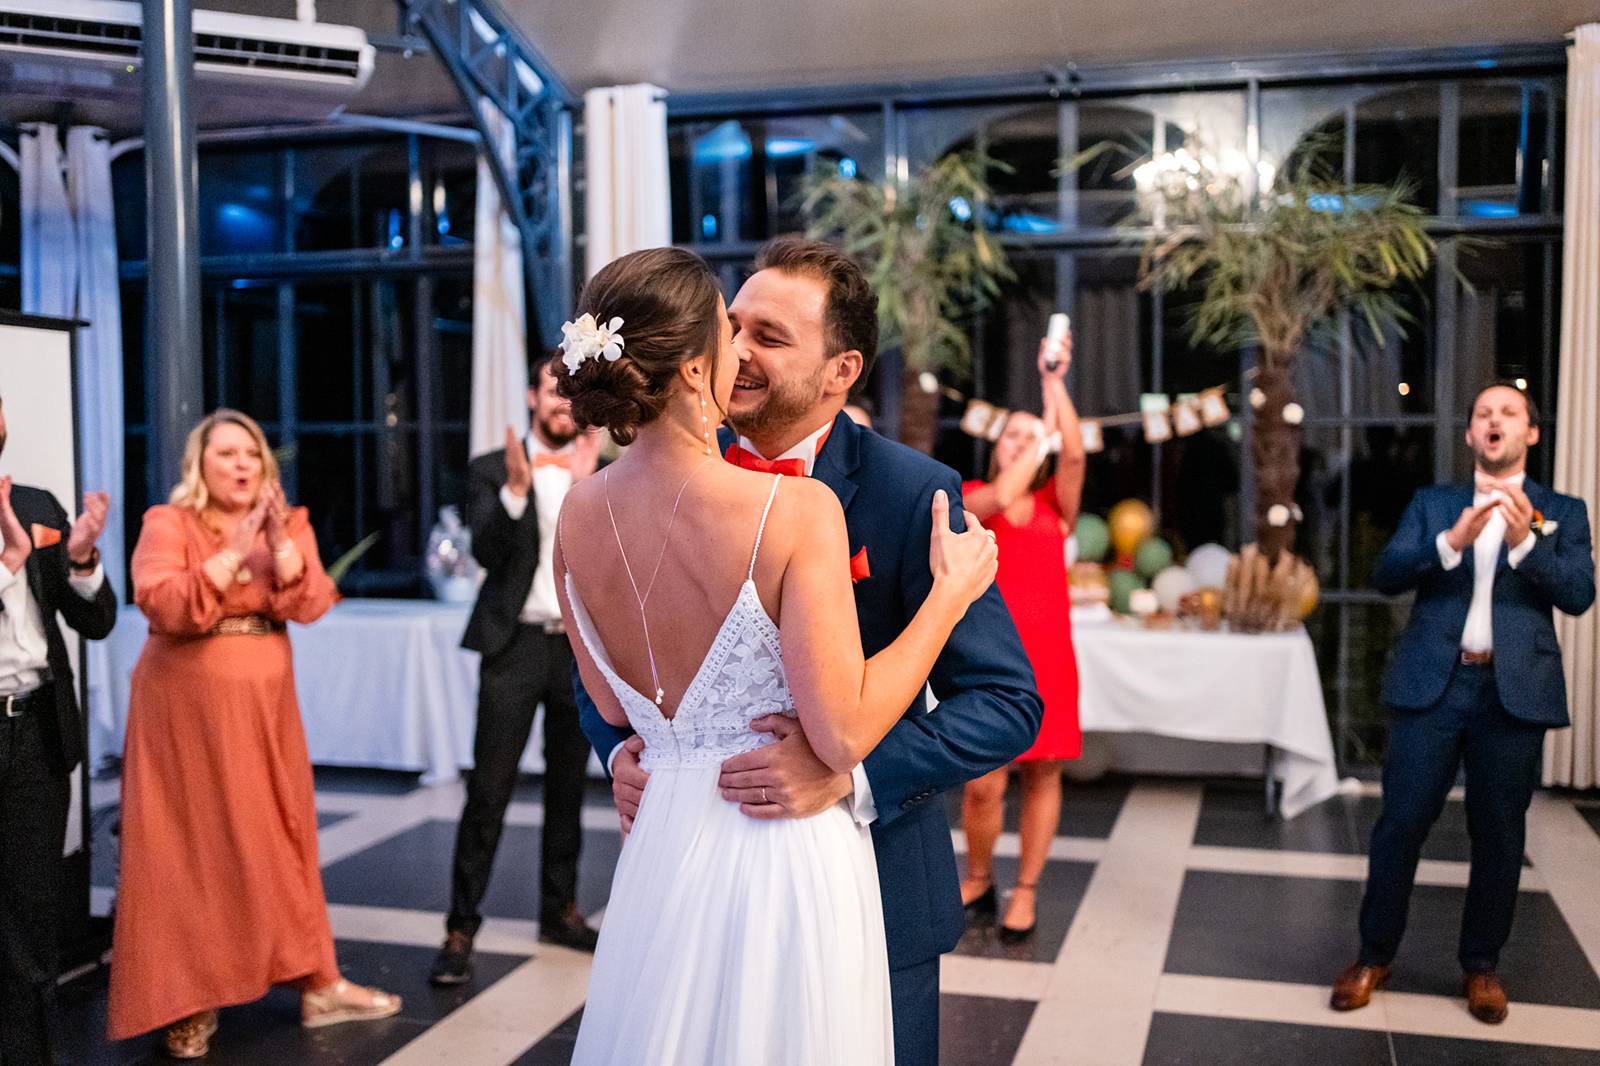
{"left": 850, "top": 546, "right": 871, "bottom": 583}
{"left": 30, "top": 523, "right": 61, "bottom": 549}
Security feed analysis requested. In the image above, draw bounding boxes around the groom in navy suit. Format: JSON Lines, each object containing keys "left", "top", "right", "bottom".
{"left": 1332, "top": 382, "right": 1594, "bottom": 1024}
{"left": 577, "top": 236, "right": 1042, "bottom": 1065}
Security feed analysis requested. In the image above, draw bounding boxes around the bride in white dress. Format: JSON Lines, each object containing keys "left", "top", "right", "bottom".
{"left": 551, "top": 248, "right": 998, "bottom": 1066}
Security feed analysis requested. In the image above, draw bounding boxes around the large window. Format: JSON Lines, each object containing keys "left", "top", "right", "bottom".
{"left": 115, "top": 131, "right": 479, "bottom": 596}
{"left": 666, "top": 61, "right": 1567, "bottom": 770}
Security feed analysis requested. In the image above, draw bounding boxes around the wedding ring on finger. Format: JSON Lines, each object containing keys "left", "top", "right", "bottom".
{"left": 761, "top": 787, "right": 769, "bottom": 804}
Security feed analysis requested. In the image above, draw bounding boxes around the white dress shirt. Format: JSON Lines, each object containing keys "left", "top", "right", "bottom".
{"left": 608, "top": 418, "right": 883, "bottom": 827}
{"left": 497, "top": 434, "right": 576, "bottom": 626}
{"left": 1434, "top": 471, "right": 1537, "bottom": 653}
{"left": 0, "top": 558, "right": 106, "bottom": 696}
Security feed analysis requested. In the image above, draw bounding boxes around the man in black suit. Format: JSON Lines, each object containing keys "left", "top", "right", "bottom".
{"left": 1331, "top": 382, "right": 1595, "bottom": 1024}
{"left": 0, "top": 391, "right": 117, "bottom": 1064}
{"left": 430, "top": 352, "right": 602, "bottom": 985}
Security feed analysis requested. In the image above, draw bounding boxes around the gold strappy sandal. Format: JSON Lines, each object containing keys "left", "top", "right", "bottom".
{"left": 162, "top": 1010, "right": 218, "bottom": 1059}
{"left": 300, "top": 979, "right": 402, "bottom": 1029}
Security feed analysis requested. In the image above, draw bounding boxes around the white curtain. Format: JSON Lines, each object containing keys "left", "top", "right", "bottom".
{"left": 20, "top": 125, "right": 78, "bottom": 317}
{"left": 583, "top": 84, "right": 670, "bottom": 279}
{"left": 66, "top": 128, "right": 126, "bottom": 599}
{"left": 1545, "top": 23, "right": 1600, "bottom": 789}
{"left": 469, "top": 103, "right": 530, "bottom": 459}
{"left": 19, "top": 124, "right": 125, "bottom": 596}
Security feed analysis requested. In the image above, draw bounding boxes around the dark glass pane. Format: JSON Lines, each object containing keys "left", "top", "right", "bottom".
{"left": 668, "top": 113, "right": 884, "bottom": 244}
{"left": 1451, "top": 238, "right": 1558, "bottom": 414}
{"left": 435, "top": 429, "right": 470, "bottom": 520}
{"left": 360, "top": 279, "right": 418, "bottom": 425}
{"left": 296, "top": 284, "right": 357, "bottom": 422}
{"left": 1353, "top": 85, "right": 1441, "bottom": 213}
{"left": 0, "top": 160, "right": 19, "bottom": 273}
{"left": 1158, "top": 428, "right": 1242, "bottom": 554}
{"left": 1457, "top": 81, "right": 1527, "bottom": 218}
{"left": 424, "top": 138, "right": 478, "bottom": 246}
{"left": 361, "top": 429, "right": 425, "bottom": 594}
{"left": 1347, "top": 426, "right": 1434, "bottom": 591}
{"left": 291, "top": 432, "right": 359, "bottom": 570}
{"left": 358, "top": 141, "right": 415, "bottom": 252}
{"left": 214, "top": 281, "right": 282, "bottom": 422}
{"left": 120, "top": 281, "right": 146, "bottom": 425}
{"left": 1345, "top": 601, "right": 1414, "bottom": 766}
{"left": 122, "top": 431, "right": 150, "bottom": 578}
{"left": 199, "top": 149, "right": 284, "bottom": 257}
{"left": 293, "top": 143, "right": 363, "bottom": 251}
{"left": 434, "top": 277, "right": 473, "bottom": 424}
{"left": 112, "top": 150, "right": 146, "bottom": 262}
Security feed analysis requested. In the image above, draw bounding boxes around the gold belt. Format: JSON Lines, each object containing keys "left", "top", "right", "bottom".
{"left": 207, "top": 615, "right": 283, "bottom": 637}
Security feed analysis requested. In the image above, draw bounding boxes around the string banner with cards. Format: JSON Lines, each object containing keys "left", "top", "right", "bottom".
{"left": 958, "top": 384, "right": 1232, "bottom": 453}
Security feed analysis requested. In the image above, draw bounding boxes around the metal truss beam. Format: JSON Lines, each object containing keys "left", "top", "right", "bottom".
{"left": 396, "top": 0, "right": 573, "bottom": 350}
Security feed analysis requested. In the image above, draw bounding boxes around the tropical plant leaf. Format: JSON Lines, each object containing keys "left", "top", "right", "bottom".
{"left": 327, "top": 531, "right": 380, "bottom": 585}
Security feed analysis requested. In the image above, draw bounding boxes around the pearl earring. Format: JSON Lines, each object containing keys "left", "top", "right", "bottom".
{"left": 701, "top": 385, "right": 714, "bottom": 456}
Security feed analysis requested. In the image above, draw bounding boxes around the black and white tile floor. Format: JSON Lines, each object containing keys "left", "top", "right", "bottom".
{"left": 63, "top": 770, "right": 1600, "bottom": 1065}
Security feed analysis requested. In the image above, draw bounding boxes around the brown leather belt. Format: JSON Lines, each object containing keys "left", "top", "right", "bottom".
{"left": 207, "top": 615, "right": 284, "bottom": 637}
{"left": 1460, "top": 649, "right": 1493, "bottom": 666}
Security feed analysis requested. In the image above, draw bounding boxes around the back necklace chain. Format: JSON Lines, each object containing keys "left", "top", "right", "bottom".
{"left": 603, "top": 457, "right": 716, "bottom": 707}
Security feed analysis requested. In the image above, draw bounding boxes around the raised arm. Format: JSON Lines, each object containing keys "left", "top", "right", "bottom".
{"left": 780, "top": 480, "right": 997, "bottom": 775}
{"left": 132, "top": 506, "right": 228, "bottom": 636}
{"left": 1040, "top": 336, "right": 1086, "bottom": 531}
{"left": 962, "top": 428, "right": 1044, "bottom": 523}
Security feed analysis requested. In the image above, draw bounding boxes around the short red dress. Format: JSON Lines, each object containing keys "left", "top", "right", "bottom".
{"left": 963, "top": 483, "right": 1082, "bottom": 761}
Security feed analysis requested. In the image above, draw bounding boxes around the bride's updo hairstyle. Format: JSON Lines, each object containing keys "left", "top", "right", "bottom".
{"left": 557, "top": 247, "right": 723, "bottom": 446}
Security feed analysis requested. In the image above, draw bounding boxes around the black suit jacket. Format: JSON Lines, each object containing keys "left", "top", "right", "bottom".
{"left": 461, "top": 449, "right": 539, "bottom": 660}
{"left": 3, "top": 485, "right": 118, "bottom": 771}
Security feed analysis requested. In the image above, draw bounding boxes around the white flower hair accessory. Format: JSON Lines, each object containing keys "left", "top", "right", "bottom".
{"left": 559, "top": 313, "right": 626, "bottom": 374}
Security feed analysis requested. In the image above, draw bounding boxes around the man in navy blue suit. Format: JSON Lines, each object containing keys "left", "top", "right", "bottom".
{"left": 577, "top": 236, "right": 1043, "bottom": 1065}
{"left": 1331, "top": 382, "right": 1594, "bottom": 1025}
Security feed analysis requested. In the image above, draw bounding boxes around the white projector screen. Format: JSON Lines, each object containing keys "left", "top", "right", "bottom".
{"left": 0, "top": 314, "right": 85, "bottom": 856}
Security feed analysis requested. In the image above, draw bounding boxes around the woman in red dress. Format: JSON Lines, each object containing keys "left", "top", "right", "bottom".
{"left": 960, "top": 333, "right": 1086, "bottom": 942}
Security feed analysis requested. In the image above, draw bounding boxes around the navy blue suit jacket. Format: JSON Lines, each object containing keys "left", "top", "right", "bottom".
{"left": 575, "top": 412, "right": 1043, "bottom": 971}
{"left": 1374, "top": 479, "right": 1594, "bottom": 726}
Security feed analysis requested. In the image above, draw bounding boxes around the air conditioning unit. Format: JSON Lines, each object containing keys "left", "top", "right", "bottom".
{"left": 0, "top": 1, "right": 375, "bottom": 123}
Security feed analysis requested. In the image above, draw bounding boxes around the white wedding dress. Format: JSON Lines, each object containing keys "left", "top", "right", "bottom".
{"left": 564, "top": 476, "right": 894, "bottom": 1065}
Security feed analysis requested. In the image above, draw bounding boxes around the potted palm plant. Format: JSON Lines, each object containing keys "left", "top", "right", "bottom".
{"left": 802, "top": 151, "right": 1013, "bottom": 452}
{"left": 1129, "top": 143, "right": 1436, "bottom": 561}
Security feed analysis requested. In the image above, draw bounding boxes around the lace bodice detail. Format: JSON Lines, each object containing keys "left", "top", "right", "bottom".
{"left": 563, "top": 473, "right": 795, "bottom": 771}
{"left": 565, "top": 576, "right": 797, "bottom": 770}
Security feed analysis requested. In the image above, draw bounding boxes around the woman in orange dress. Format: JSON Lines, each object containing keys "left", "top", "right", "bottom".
{"left": 108, "top": 410, "right": 399, "bottom": 1058}
{"left": 959, "top": 332, "right": 1086, "bottom": 943}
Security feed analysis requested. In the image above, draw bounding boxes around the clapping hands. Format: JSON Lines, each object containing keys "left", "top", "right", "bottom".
{"left": 0, "top": 477, "right": 29, "bottom": 573}
{"left": 67, "top": 491, "right": 110, "bottom": 566}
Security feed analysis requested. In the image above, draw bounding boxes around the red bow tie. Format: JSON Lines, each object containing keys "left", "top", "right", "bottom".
{"left": 725, "top": 443, "right": 806, "bottom": 478}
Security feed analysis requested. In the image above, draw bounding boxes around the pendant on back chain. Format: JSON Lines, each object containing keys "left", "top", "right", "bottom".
{"left": 655, "top": 688, "right": 664, "bottom": 706}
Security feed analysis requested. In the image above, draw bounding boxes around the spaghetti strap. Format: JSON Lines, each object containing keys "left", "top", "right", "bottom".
{"left": 747, "top": 474, "right": 783, "bottom": 581}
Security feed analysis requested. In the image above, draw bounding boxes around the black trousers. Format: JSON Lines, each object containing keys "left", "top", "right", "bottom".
{"left": 448, "top": 625, "right": 590, "bottom": 937}
{"left": 0, "top": 707, "right": 70, "bottom": 1066}
{"left": 1358, "top": 660, "right": 1547, "bottom": 974}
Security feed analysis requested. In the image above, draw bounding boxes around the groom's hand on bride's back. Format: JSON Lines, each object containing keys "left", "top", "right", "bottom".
{"left": 612, "top": 736, "right": 648, "bottom": 836}
{"left": 718, "top": 716, "right": 854, "bottom": 819}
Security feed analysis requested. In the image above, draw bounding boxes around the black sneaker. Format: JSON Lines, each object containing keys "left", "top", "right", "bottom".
{"left": 539, "top": 905, "right": 599, "bottom": 953}
{"left": 429, "top": 931, "right": 474, "bottom": 986}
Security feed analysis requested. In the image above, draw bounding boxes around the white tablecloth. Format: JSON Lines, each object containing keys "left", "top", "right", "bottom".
{"left": 1073, "top": 619, "right": 1340, "bottom": 818}
{"left": 86, "top": 600, "right": 592, "bottom": 785}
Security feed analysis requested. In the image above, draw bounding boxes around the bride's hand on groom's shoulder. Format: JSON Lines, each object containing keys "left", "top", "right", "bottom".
{"left": 928, "top": 489, "right": 1000, "bottom": 609}
{"left": 718, "top": 716, "right": 854, "bottom": 820}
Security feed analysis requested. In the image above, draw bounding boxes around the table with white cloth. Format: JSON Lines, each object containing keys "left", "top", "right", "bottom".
{"left": 1072, "top": 617, "right": 1340, "bottom": 818}
{"left": 86, "top": 599, "right": 599, "bottom": 784}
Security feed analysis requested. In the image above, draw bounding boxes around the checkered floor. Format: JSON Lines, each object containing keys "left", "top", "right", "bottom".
{"left": 61, "top": 769, "right": 1600, "bottom": 1065}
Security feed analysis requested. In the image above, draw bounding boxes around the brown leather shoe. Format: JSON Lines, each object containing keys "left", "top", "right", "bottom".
{"left": 1464, "top": 971, "right": 1509, "bottom": 1024}
{"left": 1330, "top": 962, "right": 1391, "bottom": 1011}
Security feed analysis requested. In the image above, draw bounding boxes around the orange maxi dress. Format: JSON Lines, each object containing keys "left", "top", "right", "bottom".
{"left": 108, "top": 504, "right": 341, "bottom": 1039}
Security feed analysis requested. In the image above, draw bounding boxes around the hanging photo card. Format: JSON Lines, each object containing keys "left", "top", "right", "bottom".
{"left": 961, "top": 399, "right": 996, "bottom": 438}
{"left": 1080, "top": 419, "right": 1105, "bottom": 454}
{"left": 1140, "top": 393, "right": 1173, "bottom": 444}
{"left": 1173, "top": 394, "right": 1203, "bottom": 437}
{"left": 1200, "top": 386, "right": 1231, "bottom": 427}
